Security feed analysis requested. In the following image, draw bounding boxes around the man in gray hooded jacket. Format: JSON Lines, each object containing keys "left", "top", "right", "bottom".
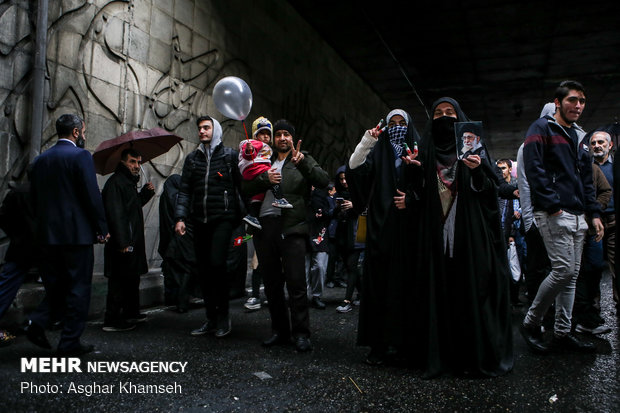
{"left": 175, "top": 115, "right": 243, "bottom": 338}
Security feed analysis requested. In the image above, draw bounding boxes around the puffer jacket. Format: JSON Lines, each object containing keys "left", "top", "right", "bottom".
{"left": 241, "top": 151, "right": 329, "bottom": 236}
{"left": 175, "top": 119, "right": 243, "bottom": 224}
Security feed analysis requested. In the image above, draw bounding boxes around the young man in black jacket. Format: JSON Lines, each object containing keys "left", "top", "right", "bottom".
{"left": 175, "top": 116, "right": 243, "bottom": 338}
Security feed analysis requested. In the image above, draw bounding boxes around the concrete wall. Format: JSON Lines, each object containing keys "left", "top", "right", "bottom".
{"left": 0, "top": 0, "right": 389, "bottom": 271}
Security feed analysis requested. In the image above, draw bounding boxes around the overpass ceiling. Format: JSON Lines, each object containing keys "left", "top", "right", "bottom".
{"left": 290, "top": 0, "right": 620, "bottom": 158}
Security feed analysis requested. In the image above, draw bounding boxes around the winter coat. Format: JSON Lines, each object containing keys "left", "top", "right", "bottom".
{"left": 523, "top": 115, "right": 600, "bottom": 217}
{"left": 102, "top": 163, "right": 154, "bottom": 277}
{"left": 241, "top": 151, "right": 329, "bottom": 236}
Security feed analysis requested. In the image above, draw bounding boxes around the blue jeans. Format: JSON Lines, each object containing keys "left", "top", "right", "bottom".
{"left": 524, "top": 211, "right": 587, "bottom": 335}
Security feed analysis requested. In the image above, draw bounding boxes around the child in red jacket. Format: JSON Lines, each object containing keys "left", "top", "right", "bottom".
{"left": 239, "top": 117, "right": 292, "bottom": 229}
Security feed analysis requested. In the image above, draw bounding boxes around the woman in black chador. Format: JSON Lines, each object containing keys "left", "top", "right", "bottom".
{"left": 414, "top": 97, "right": 513, "bottom": 377}
{"left": 346, "top": 109, "right": 422, "bottom": 365}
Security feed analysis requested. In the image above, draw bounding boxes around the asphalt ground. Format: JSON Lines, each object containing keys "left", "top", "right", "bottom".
{"left": 0, "top": 275, "right": 618, "bottom": 412}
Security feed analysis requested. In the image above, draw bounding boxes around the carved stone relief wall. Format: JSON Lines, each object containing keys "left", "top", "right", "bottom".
{"left": 0, "top": 0, "right": 389, "bottom": 270}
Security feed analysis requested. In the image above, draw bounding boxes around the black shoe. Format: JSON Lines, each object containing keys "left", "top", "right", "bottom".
{"left": 310, "top": 297, "right": 326, "bottom": 310}
{"left": 520, "top": 323, "right": 549, "bottom": 354}
{"left": 365, "top": 348, "right": 385, "bottom": 366}
{"left": 551, "top": 333, "right": 596, "bottom": 353}
{"left": 102, "top": 320, "right": 136, "bottom": 332}
{"left": 262, "top": 333, "right": 292, "bottom": 347}
{"left": 294, "top": 336, "right": 313, "bottom": 352}
{"left": 191, "top": 320, "right": 217, "bottom": 336}
{"left": 126, "top": 314, "right": 148, "bottom": 324}
{"left": 57, "top": 343, "right": 95, "bottom": 357}
{"left": 26, "top": 322, "right": 51, "bottom": 349}
{"left": 215, "top": 318, "right": 231, "bottom": 338}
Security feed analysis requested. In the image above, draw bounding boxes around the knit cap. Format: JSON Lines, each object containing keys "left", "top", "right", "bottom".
{"left": 252, "top": 116, "right": 273, "bottom": 140}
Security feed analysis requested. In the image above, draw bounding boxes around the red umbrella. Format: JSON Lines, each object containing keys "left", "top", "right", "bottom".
{"left": 93, "top": 127, "right": 183, "bottom": 175}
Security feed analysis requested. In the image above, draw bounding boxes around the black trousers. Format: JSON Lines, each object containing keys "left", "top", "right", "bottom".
{"left": 104, "top": 258, "right": 141, "bottom": 325}
{"left": 30, "top": 245, "right": 93, "bottom": 352}
{"left": 341, "top": 249, "right": 362, "bottom": 302}
{"left": 254, "top": 216, "right": 310, "bottom": 338}
{"left": 193, "top": 220, "right": 234, "bottom": 323}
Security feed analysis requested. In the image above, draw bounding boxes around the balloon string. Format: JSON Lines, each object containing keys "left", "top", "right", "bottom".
{"left": 242, "top": 121, "right": 249, "bottom": 140}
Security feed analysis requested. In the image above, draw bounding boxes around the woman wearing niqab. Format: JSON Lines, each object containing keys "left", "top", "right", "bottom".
{"left": 415, "top": 97, "right": 513, "bottom": 377}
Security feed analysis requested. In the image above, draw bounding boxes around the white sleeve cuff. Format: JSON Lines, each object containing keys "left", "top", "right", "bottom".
{"left": 349, "top": 131, "right": 378, "bottom": 169}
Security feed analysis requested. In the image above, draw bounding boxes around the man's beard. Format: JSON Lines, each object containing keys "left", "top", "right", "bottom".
{"left": 76, "top": 133, "right": 85, "bottom": 148}
{"left": 593, "top": 149, "right": 608, "bottom": 160}
{"left": 276, "top": 144, "right": 291, "bottom": 153}
{"left": 558, "top": 103, "right": 580, "bottom": 124}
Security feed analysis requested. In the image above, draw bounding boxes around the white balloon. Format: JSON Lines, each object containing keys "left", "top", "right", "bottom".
{"left": 212, "top": 76, "right": 253, "bottom": 120}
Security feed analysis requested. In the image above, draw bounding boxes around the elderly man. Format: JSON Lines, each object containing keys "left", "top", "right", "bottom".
{"left": 101, "top": 148, "right": 155, "bottom": 332}
{"left": 573, "top": 131, "right": 616, "bottom": 334}
{"left": 243, "top": 119, "right": 329, "bottom": 352}
{"left": 589, "top": 131, "right": 617, "bottom": 310}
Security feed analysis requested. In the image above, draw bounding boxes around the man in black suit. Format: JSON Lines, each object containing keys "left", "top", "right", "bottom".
{"left": 28, "top": 114, "right": 109, "bottom": 356}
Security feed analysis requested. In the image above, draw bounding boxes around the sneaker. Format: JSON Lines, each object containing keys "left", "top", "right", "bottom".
{"left": 336, "top": 301, "right": 353, "bottom": 313}
{"left": 215, "top": 317, "right": 232, "bottom": 338}
{"left": 191, "top": 320, "right": 217, "bottom": 336}
{"left": 243, "top": 215, "right": 262, "bottom": 229}
{"left": 310, "top": 296, "right": 326, "bottom": 310}
{"left": 352, "top": 299, "right": 360, "bottom": 306}
{"left": 102, "top": 321, "right": 136, "bottom": 332}
{"left": 575, "top": 323, "right": 612, "bottom": 335}
{"left": 272, "top": 198, "right": 293, "bottom": 209}
{"left": 244, "top": 297, "right": 261, "bottom": 311}
{"left": 126, "top": 314, "right": 147, "bottom": 324}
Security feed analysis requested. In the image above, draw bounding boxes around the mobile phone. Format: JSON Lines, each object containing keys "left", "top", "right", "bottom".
{"left": 336, "top": 197, "right": 344, "bottom": 205}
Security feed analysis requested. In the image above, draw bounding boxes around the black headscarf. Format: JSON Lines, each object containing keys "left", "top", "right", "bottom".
{"left": 346, "top": 110, "right": 423, "bottom": 353}
{"left": 413, "top": 97, "right": 513, "bottom": 377}
{"left": 419, "top": 97, "right": 499, "bottom": 190}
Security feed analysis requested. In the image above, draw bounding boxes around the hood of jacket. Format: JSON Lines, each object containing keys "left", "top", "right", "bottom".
{"left": 543, "top": 114, "right": 586, "bottom": 141}
{"left": 198, "top": 117, "right": 223, "bottom": 156}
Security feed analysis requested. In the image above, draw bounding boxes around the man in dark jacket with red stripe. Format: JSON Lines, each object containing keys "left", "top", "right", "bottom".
{"left": 521, "top": 80, "right": 603, "bottom": 354}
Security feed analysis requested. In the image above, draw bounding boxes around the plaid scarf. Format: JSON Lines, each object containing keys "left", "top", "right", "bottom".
{"left": 388, "top": 125, "right": 407, "bottom": 158}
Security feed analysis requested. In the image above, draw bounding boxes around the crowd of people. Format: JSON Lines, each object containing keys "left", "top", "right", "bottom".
{"left": 0, "top": 80, "right": 618, "bottom": 378}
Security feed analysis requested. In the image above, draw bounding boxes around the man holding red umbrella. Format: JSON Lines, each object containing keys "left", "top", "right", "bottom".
{"left": 101, "top": 148, "right": 155, "bottom": 332}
